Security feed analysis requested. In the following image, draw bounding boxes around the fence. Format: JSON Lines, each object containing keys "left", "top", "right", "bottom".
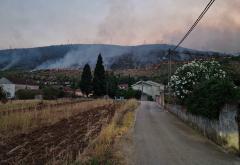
{"left": 166, "top": 104, "right": 239, "bottom": 151}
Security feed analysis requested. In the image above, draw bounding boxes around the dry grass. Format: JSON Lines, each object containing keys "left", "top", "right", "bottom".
{"left": 0, "top": 99, "right": 74, "bottom": 111}
{"left": 79, "top": 99, "right": 139, "bottom": 164}
{"left": 225, "top": 133, "right": 239, "bottom": 151}
{"left": 0, "top": 99, "right": 113, "bottom": 138}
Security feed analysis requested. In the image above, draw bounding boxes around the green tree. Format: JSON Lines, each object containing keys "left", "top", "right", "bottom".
{"left": 186, "top": 79, "right": 240, "bottom": 120}
{"left": 43, "top": 87, "right": 64, "bottom": 100}
{"left": 106, "top": 72, "right": 118, "bottom": 98}
{"left": 0, "top": 87, "right": 7, "bottom": 103}
{"left": 80, "top": 64, "right": 93, "bottom": 96}
{"left": 93, "top": 54, "right": 106, "bottom": 96}
{"left": 16, "top": 89, "right": 37, "bottom": 100}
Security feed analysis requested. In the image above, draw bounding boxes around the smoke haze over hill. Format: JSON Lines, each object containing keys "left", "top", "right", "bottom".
{"left": 0, "top": 0, "right": 240, "bottom": 52}
{"left": 0, "top": 44, "right": 233, "bottom": 71}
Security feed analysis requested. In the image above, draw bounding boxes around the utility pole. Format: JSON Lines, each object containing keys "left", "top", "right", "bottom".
{"left": 141, "top": 80, "right": 144, "bottom": 101}
{"left": 106, "top": 81, "right": 109, "bottom": 99}
{"left": 168, "top": 49, "right": 172, "bottom": 96}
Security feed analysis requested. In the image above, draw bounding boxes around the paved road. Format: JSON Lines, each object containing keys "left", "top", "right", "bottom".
{"left": 134, "top": 101, "right": 240, "bottom": 165}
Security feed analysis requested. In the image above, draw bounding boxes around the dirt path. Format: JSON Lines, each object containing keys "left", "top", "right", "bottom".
{"left": 134, "top": 101, "right": 240, "bottom": 165}
{"left": 0, "top": 105, "right": 115, "bottom": 164}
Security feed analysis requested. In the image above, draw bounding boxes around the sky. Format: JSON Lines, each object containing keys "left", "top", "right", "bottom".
{"left": 0, "top": 0, "right": 239, "bottom": 52}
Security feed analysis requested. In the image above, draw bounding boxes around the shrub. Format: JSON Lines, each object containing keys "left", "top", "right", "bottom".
{"left": 170, "top": 61, "right": 226, "bottom": 101}
{"left": 0, "top": 87, "right": 7, "bottom": 103}
{"left": 43, "top": 87, "right": 64, "bottom": 100}
{"left": 16, "top": 89, "right": 38, "bottom": 100}
{"left": 185, "top": 79, "right": 240, "bottom": 120}
{"left": 117, "top": 89, "right": 141, "bottom": 100}
{"left": 147, "top": 96, "right": 154, "bottom": 101}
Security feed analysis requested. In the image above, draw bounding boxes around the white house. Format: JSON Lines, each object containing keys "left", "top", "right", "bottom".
{"left": 131, "top": 81, "right": 165, "bottom": 100}
{"left": 0, "top": 77, "right": 39, "bottom": 99}
{"left": 0, "top": 78, "right": 15, "bottom": 98}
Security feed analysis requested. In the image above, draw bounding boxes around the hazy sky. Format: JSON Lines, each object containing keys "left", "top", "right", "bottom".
{"left": 0, "top": 0, "right": 239, "bottom": 52}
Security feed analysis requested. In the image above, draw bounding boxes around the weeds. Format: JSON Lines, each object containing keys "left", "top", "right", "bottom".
{"left": 80, "top": 99, "right": 139, "bottom": 164}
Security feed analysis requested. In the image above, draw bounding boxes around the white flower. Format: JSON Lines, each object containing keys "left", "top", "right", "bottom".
{"left": 169, "top": 60, "right": 226, "bottom": 100}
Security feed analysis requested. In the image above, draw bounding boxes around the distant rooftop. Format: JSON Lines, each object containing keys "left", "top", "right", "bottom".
{"left": 0, "top": 77, "right": 13, "bottom": 84}
{"left": 132, "top": 81, "right": 164, "bottom": 87}
{"left": 0, "top": 77, "right": 38, "bottom": 86}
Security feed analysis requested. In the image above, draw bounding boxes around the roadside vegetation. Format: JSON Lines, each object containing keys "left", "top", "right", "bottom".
{"left": 169, "top": 60, "right": 240, "bottom": 120}
{"left": 79, "top": 99, "right": 139, "bottom": 165}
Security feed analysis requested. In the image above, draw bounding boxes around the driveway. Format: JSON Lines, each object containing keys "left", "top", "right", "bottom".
{"left": 134, "top": 101, "right": 240, "bottom": 165}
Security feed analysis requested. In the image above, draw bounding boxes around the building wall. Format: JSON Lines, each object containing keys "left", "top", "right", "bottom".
{"left": 0, "top": 84, "right": 15, "bottom": 98}
{"left": 132, "top": 84, "right": 164, "bottom": 99}
{"left": 15, "top": 84, "right": 39, "bottom": 91}
{"left": 167, "top": 104, "right": 239, "bottom": 151}
{"left": 156, "top": 93, "right": 165, "bottom": 107}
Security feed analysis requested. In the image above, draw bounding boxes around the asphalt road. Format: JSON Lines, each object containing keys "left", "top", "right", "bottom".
{"left": 134, "top": 101, "right": 240, "bottom": 165}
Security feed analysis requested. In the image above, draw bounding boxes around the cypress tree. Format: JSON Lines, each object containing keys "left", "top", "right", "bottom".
{"left": 80, "top": 64, "right": 92, "bottom": 96}
{"left": 106, "top": 72, "right": 118, "bottom": 98}
{"left": 93, "top": 54, "right": 106, "bottom": 96}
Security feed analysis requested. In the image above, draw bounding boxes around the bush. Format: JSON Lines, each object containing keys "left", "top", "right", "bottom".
{"left": 185, "top": 79, "right": 240, "bottom": 120}
{"left": 16, "top": 89, "right": 39, "bottom": 100}
{"left": 147, "top": 96, "right": 154, "bottom": 101}
{"left": 116, "top": 89, "right": 141, "bottom": 100}
{"left": 170, "top": 61, "right": 226, "bottom": 101}
{"left": 0, "top": 87, "right": 7, "bottom": 103}
{"left": 43, "top": 87, "right": 64, "bottom": 100}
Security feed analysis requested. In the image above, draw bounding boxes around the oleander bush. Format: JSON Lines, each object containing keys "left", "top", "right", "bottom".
{"left": 185, "top": 79, "right": 240, "bottom": 120}
{"left": 170, "top": 60, "right": 240, "bottom": 119}
{"left": 170, "top": 61, "right": 226, "bottom": 101}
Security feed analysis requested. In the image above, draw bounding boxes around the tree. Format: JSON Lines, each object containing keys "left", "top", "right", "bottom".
{"left": 16, "top": 89, "right": 37, "bottom": 100}
{"left": 186, "top": 79, "right": 240, "bottom": 120}
{"left": 106, "top": 72, "right": 118, "bottom": 98}
{"left": 80, "top": 64, "right": 93, "bottom": 96}
{"left": 93, "top": 54, "right": 106, "bottom": 96}
{"left": 43, "top": 87, "right": 64, "bottom": 100}
{"left": 0, "top": 87, "right": 7, "bottom": 103}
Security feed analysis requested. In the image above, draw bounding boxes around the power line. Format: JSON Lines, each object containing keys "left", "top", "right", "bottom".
{"left": 167, "top": 0, "right": 216, "bottom": 92}
{"left": 172, "top": 0, "right": 215, "bottom": 51}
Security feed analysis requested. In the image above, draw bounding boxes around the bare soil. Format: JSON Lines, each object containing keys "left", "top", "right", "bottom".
{"left": 0, "top": 104, "right": 116, "bottom": 165}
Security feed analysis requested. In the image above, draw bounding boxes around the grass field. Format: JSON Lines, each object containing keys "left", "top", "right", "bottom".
{"left": 0, "top": 99, "right": 139, "bottom": 164}
{"left": 0, "top": 99, "right": 117, "bottom": 164}
{"left": 0, "top": 99, "right": 112, "bottom": 138}
{"left": 0, "top": 99, "right": 82, "bottom": 111}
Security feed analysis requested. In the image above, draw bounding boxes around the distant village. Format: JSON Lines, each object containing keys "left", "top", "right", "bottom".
{"left": 0, "top": 55, "right": 166, "bottom": 101}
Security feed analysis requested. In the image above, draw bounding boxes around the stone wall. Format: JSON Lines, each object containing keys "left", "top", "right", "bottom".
{"left": 166, "top": 104, "right": 239, "bottom": 151}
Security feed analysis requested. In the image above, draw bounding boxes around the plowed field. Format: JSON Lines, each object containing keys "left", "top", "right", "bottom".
{"left": 0, "top": 104, "right": 115, "bottom": 164}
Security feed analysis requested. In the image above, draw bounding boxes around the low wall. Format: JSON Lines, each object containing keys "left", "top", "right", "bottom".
{"left": 166, "top": 104, "right": 239, "bottom": 151}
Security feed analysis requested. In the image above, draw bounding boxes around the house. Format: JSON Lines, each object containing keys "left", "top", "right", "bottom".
{"left": 131, "top": 81, "right": 165, "bottom": 100}
{"left": 63, "top": 87, "right": 75, "bottom": 96}
{"left": 0, "top": 77, "right": 39, "bottom": 99}
{"left": 118, "top": 84, "right": 129, "bottom": 90}
{"left": 0, "top": 78, "right": 15, "bottom": 98}
{"left": 75, "top": 89, "right": 83, "bottom": 97}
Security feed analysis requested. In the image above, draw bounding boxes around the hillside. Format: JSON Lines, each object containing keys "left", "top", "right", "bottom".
{"left": 0, "top": 44, "right": 232, "bottom": 71}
